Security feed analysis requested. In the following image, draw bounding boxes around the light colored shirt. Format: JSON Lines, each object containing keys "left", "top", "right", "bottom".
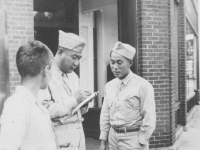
{"left": 100, "top": 71, "right": 156, "bottom": 145}
{"left": 0, "top": 85, "right": 57, "bottom": 150}
{"left": 39, "top": 62, "right": 87, "bottom": 126}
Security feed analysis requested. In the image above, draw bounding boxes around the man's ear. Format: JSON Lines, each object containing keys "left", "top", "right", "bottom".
{"left": 43, "top": 65, "right": 50, "bottom": 77}
{"left": 129, "top": 60, "right": 133, "bottom": 67}
{"left": 57, "top": 47, "right": 63, "bottom": 55}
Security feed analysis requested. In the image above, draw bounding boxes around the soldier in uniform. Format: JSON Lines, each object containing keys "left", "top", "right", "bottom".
{"left": 39, "top": 30, "right": 91, "bottom": 150}
{"left": 99, "top": 42, "right": 156, "bottom": 150}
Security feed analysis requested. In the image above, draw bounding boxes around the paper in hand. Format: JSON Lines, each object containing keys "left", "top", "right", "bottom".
{"left": 72, "top": 91, "right": 99, "bottom": 115}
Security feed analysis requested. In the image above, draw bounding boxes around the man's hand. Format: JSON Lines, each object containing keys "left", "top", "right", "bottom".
{"left": 99, "top": 140, "right": 107, "bottom": 150}
{"left": 59, "top": 142, "right": 70, "bottom": 148}
{"left": 74, "top": 90, "right": 91, "bottom": 104}
{"left": 85, "top": 90, "right": 92, "bottom": 97}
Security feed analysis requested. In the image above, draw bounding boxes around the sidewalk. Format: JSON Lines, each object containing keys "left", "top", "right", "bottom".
{"left": 86, "top": 137, "right": 100, "bottom": 150}
{"left": 178, "top": 105, "right": 200, "bottom": 150}
{"left": 85, "top": 105, "right": 200, "bottom": 150}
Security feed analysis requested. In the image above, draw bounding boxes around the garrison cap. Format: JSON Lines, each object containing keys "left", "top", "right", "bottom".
{"left": 112, "top": 41, "right": 136, "bottom": 60}
{"left": 58, "top": 30, "right": 86, "bottom": 53}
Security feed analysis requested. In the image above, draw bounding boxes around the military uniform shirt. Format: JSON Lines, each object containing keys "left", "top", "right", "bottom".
{"left": 39, "top": 62, "right": 87, "bottom": 126}
{"left": 100, "top": 71, "right": 156, "bottom": 145}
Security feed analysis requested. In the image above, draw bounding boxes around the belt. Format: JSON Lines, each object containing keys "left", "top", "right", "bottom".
{"left": 55, "top": 122, "right": 82, "bottom": 131}
{"left": 112, "top": 127, "right": 140, "bottom": 133}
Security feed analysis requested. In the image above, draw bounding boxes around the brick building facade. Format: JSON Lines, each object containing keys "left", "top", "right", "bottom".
{"left": 0, "top": 0, "right": 199, "bottom": 149}
{"left": 137, "top": 0, "right": 175, "bottom": 148}
{"left": 0, "top": 0, "right": 35, "bottom": 114}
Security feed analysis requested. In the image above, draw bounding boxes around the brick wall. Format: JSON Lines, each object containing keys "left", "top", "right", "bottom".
{"left": 137, "top": 0, "right": 177, "bottom": 148}
{"left": 5, "top": 0, "right": 34, "bottom": 94}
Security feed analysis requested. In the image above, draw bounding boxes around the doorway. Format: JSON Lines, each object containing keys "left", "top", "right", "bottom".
{"left": 33, "top": 0, "right": 79, "bottom": 74}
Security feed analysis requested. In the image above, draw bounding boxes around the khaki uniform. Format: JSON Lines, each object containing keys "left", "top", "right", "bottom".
{"left": 0, "top": 86, "right": 57, "bottom": 150}
{"left": 39, "top": 62, "right": 87, "bottom": 150}
{"left": 100, "top": 71, "right": 156, "bottom": 150}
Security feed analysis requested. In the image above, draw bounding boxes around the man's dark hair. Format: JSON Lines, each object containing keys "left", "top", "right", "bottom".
{"left": 16, "top": 40, "right": 53, "bottom": 78}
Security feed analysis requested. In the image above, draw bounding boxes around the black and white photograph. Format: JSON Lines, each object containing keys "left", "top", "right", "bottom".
{"left": 0, "top": 0, "right": 199, "bottom": 150}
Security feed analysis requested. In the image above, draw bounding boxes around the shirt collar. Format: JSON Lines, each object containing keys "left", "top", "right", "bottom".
{"left": 15, "top": 85, "right": 37, "bottom": 104}
{"left": 118, "top": 70, "right": 135, "bottom": 86}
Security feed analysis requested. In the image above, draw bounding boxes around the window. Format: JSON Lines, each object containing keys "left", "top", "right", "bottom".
{"left": 186, "top": 34, "right": 197, "bottom": 97}
{"left": 185, "top": 20, "right": 197, "bottom": 98}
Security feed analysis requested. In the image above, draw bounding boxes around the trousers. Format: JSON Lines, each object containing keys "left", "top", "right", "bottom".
{"left": 108, "top": 127, "right": 149, "bottom": 150}
{"left": 55, "top": 122, "right": 85, "bottom": 150}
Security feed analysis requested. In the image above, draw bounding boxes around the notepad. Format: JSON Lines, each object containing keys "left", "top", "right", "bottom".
{"left": 72, "top": 91, "right": 99, "bottom": 115}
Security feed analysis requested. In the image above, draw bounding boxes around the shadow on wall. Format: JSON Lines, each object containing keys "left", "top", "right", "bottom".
{"left": 0, "top": 93, "right": 6, "bottom": 132}
{"left": 0, "top": 92, "right": 6, "bottom": 115}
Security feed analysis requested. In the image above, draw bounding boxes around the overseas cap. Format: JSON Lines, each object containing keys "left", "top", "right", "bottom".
{"left": 58, "top": 30, "right": 86, "bottom": 53}
{"left": 112, "top": 41, "right": 136, "bottom": 60}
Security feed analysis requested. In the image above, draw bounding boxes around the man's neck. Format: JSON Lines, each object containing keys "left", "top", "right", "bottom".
{"left": 119, "top": 70, "right": 130, "bottom": 80}
{"left": 55, "top": 54, "right": 62, "bottom": 70}
{"left": 21, "top": 77, "right": 41, "bottom": 98}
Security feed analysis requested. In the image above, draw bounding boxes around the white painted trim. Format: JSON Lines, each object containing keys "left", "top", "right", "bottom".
{"left": 79, "top": 1, "right": 95, "bottom": 107}
{"left": 186, "top": 34, "right": 194, "bottom": 40}
{"left": 81, "top": 0, "right": 117, "bottom": 13}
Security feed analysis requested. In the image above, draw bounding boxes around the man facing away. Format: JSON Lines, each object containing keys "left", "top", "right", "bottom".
{"left": 0, "top": 40, "right": 57, "bottom": 150}
{"left": 99, "top": 42, "right": 156, "bottom": 150}
{"left": 39, "top": 30, "right": 91, "bottom": 150}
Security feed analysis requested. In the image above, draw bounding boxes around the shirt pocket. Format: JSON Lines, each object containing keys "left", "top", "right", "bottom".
{"left": 125, "top": 96, "right": 140, "bottom": 109}
{"left": 120, "top": 96, "right": 141, "bottom": 121}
